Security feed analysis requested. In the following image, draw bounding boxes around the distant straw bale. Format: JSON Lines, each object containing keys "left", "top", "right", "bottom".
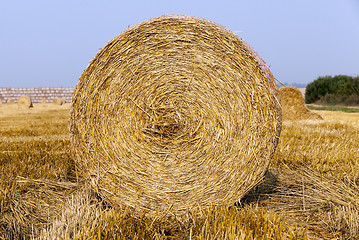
{"left": 7, "top": 99, "right": 15, "bottom": 104}
{"left": 279, "top": 86, "right": 322, "bottom": 121}
{"left": 40, "top": 99, "right": 47, "bottom": 104}
{"left": 17, "top": 96, "right": 33, "bottom": 109}
{"left": 53, "top": 98, "right": 65, "bottom": 105}
{"left": 70, "top": 15, "right": 282, "bottom": 216}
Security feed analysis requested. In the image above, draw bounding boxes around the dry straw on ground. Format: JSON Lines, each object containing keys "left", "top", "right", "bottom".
{"left": 279, "top": 86, "right": 322, "bottom": 121}
{"left": 17, "top": 96, "right": 33, "bottom": 109}
{"left": 70, "top": 15, "right": 282, "bottom": 216}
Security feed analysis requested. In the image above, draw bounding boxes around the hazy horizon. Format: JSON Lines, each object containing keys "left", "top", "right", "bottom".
{"left": 1, "top": 0, "right": 358, "bottom": 88}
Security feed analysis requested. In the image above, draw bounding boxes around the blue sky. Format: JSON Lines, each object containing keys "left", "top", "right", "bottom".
{"left": 1, "top": 0, "right": 358, "bottom": 88}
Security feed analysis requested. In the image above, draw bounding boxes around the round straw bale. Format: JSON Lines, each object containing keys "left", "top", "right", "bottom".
{"left": 40, "top": 99, "right": 47, "bottom": 104}
{"left": 53, "top": 98, "right": 65, "bottom": 105}
{"left": 279, "top": 86, "right": 322, "bottom": 121}
{"left": 7, "top": 99, "right": 15, "bottom": 104}
{"left": 17, "top": 96, "right": 33, "bottom": 108}
{"left": 70, "top": 15, "right": 282, "bottom": 215}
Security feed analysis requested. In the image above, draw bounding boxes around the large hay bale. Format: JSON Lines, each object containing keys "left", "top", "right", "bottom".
{"left": 279, "top": 86, "right": 322, "bottom": 121}
{"left": 17, "top": 96, "right": 33, "bottom": 109}
{"left": 70, "top": 15, "right": 282, "bottom": 215}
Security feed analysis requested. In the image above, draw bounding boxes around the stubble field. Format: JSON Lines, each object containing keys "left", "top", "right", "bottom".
{"left": 0, "top": 103, "right": 358, "bottom": 239}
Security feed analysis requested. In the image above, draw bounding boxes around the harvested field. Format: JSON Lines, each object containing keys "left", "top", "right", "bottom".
{"left": 1, "top": 105, "right": 358, "bottom": 239}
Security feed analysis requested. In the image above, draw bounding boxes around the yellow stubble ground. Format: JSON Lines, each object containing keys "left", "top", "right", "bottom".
{"left": 1, "top": 104, "right": 359, "bottom": 239}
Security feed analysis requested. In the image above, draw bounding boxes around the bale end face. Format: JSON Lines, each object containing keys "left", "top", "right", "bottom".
{"left": 17, "top": 96, "right": 33, "bottom": 109}
{"left": 70, "top": 15, "right": 282, "bottom": 216}
{"left": 53, "top": 98, "right": 66, "bottom": 105}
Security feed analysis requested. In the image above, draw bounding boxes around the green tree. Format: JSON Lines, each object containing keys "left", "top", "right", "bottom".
{"left": 305, "top": 75, "right": 359, "bottom": 104}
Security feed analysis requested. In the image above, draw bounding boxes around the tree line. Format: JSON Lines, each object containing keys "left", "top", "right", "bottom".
{"left": 305, "top": 75, "right": 359, "bottom": 105}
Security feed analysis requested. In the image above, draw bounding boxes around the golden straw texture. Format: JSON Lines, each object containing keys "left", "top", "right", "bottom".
{"left": 70, "top": 15, "right": 282, "bottom": 215}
